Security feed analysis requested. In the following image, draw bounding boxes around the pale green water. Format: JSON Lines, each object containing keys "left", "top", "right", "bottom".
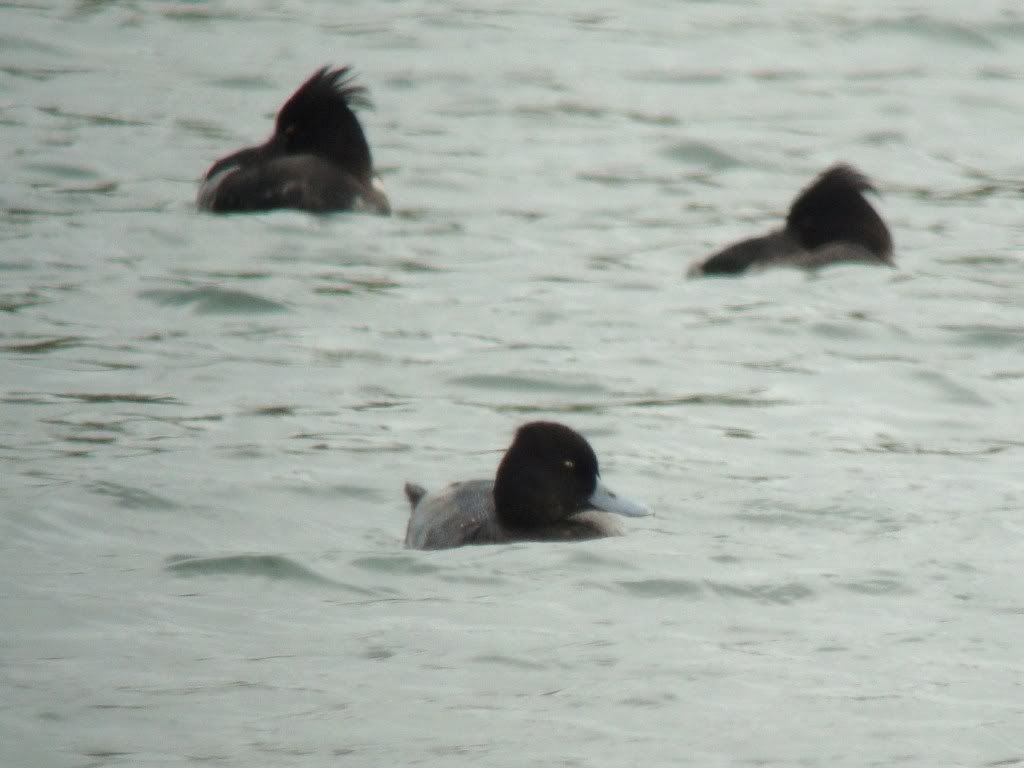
{"left": 2, "top": 2, "right": 1023, "bottom": 767}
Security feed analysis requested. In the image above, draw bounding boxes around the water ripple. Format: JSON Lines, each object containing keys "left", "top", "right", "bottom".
{"left": 449, "top": 374, "right": 606, "bottom": 395}
{"left": 706, "top": 580, "right": 816, "bottom": 604}
{"left": 139, "top": 287, "right": 288, "bottom": 314}
{"left": 2, "top": 336, "right": 83, "bottom": 353}
{"left": 166, "top": 554, "right": 377, "bottom": 594}
{"left": 617, "top": 578, "right": 703, "bottom": 599}
{"left": 91, "top": 481, "right": 178, "bottom": 511}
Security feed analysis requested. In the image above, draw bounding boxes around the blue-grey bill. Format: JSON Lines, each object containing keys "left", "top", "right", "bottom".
{"left": 588, "top": 480, "right": 650, "bottom": 517}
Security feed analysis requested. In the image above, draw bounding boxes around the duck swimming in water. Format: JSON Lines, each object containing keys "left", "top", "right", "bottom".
{"left": 197, "top": 65, "right": 389, "bottom": 215}
{"left": 404, "top": 421, "right": 649, "bottom": 550}
{"left": 687, "top": 163, "right": 893, "bottom": 277}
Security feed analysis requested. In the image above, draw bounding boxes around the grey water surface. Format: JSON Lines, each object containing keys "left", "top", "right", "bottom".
{"left": 2, "top": 1, "right": 1023, "bottom": 766}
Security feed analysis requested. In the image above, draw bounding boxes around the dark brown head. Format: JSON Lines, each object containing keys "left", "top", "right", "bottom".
{"left": 201, "top": 66, "right": 376, "bottom": 184}
{"left": 197, "top": 65, "right": 388, "bottom": 214}
{"left": 270, "top": 66, "right": 376, "bottom": 184}
{"left": 493, "top": 421, "right": 647, "bottom": 532}
{"left": 785, "top": 163, "right": 893, "bottom": 262}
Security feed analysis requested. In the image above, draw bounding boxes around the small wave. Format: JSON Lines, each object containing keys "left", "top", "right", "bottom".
{"left": 350, "top": 555, "right": 443, "bottom": 576}
{"left": 706, "top": 579, "right": 815, "bottom": 604}
{"left": 449, "top": 374, "right": 607, "bottom": 396}
{"left": 470, "top": 654, "right": 548, "bottom": 671}
{"left": 617, "top": 578, "right": 703, "bottom": 599}
{"left": 2, "top": 336, "right": 83, "bottom": 354}
{"left": 56, "top": 392, "right": 179, "bottom": 404}
{"left": 838, "top": 576, "right": 913, "bottom": 596}
{"left": 849, "top": 16, "right": 996, "bottom": 50}
{"left": 91, "top": 481, "right": 179, "bottom": 511}
{"left": 661, "top": 141, "right": 741, "bottom": 171}
{"left": 939, "top": 323, "right": 1024, "bottom": 349}
{"left": 165, "top": 554, "right": 374, "bottom": 593}
{"left": 139, "top": 287, "right": 288, "bottom": 314}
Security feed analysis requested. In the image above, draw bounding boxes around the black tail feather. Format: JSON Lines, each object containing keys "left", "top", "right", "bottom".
{"left": 404, "top": 482, "right": 428, "bottom": 509}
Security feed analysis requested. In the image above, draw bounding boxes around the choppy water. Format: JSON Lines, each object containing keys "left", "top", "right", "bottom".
{"left": 2, "top": 2, "right": 1023, "bottom": 766}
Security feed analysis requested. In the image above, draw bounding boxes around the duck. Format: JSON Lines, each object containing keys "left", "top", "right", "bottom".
{"left": 404, "top": 421, "right": 649, "bottom": 550}
{"left": 197, "top": 65, "right": 389, "bottom": 215}
{"left": 687, "top": 163, "right": 893, "bottom": 277}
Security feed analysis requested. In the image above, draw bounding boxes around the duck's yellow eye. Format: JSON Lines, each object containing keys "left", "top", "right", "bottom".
{"left": 563, "top": 459, "right": 574, "bottom": 469}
